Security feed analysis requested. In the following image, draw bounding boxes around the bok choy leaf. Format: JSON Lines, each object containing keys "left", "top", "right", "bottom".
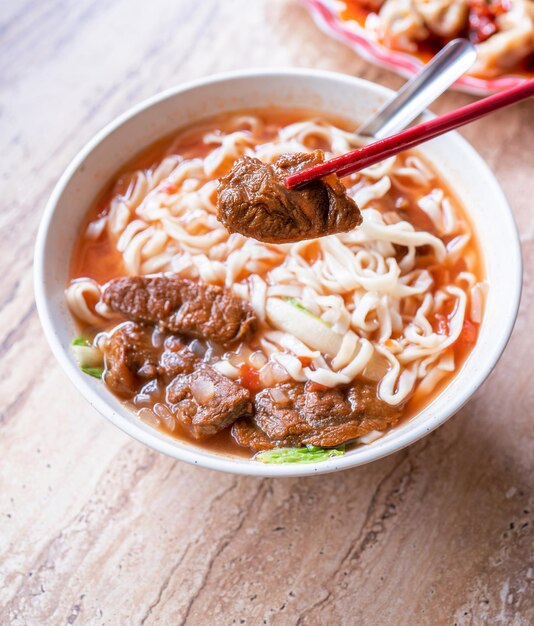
{"left": 255, "top": 445, "right": 345, "bottom": 464}
{"left": 71, "top": 335, "right": 104, "bottom": 376}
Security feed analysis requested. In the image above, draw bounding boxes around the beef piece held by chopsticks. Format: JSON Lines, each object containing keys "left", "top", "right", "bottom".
{"left": 217, "top": 150, "right": 362, "bottom": 244}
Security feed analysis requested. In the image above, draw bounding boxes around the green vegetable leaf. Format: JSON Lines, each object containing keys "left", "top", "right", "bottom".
{"left": 284, "top": 298, "right": 331, "bottom": 327}
{"left": 72, "top": 336, "right": 90, "bottom": 347}
{"left": 81, "top": 366, "right": 104, "bottom": 379}
{"left": 255, "top": 445, "right": 344, "bottom": 464}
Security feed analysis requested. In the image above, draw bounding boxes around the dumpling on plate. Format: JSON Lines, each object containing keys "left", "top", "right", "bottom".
{"left": 472, "top": 0, "right": 534, "bottom": 76}
{"left": 416, "top": 0, "right": 469, "bottom": 38}
{"left": 368, "top": 0, "right": 430, "bottom": 52}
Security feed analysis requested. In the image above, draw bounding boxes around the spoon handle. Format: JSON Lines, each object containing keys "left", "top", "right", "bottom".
{"left": 358, "top": 39, "right": 477, "bottom": 139}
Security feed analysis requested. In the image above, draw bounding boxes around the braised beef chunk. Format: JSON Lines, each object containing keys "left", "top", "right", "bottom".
{"left": 167, "top": 365, "right": 252, "bottom": 438}
{"left": 232, "top": 418, "right": 275, "bottom": 451}
{"left": 217, "top": 151, "right": 362, "bottom": 244}
{"left": 158, "top": 335, "right": 198, "bottom": 382}
{"left": 236, "top": 379, "right": 403, "bottom": 450}
{"left": 100, "top": 276, "right": 401, "bottom": 450}
{"left": 168, "top": 279, "right": 256, "bottom": 345}
{"left": 103, "top": 322, "right": 159, "bottom": 397}
{"left": 103, "top": 276, "right": 257, "bottom": 345}
{"left": 103, "top": 276, "right": 182, "bottom": 325}
{"left": 104, "top": 323, "right": 251, "bottom": 435}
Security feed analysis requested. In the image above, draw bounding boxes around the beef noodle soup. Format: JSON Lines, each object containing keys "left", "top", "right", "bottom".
{"left": 67, "top": 109, "right": 486, "bottom": 462}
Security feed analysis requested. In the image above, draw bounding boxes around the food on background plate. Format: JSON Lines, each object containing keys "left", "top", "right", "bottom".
{"left": 66, "top": 109, "right": 486, "bottom": 462}
{"left": 340, "top": 0, "right": 534, "bottom": 78}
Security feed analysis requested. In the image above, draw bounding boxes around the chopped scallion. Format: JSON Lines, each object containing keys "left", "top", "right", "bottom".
{"left": 71, "top": 336, "right": 90, "bottom": 347}
{"left": 284, "top": 298, "right": 331, "bottom": 327}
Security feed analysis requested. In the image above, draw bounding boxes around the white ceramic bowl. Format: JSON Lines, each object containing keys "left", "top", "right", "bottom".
{"left": 34, "top": 69, "right": 522, "bottom": 477}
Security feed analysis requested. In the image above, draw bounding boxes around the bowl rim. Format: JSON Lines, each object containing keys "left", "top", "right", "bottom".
{"left": 301, "top": 0, "right": 532, "bottom": 96}
{"left": 34, "top": 67, "right": 523, "bottom": 477}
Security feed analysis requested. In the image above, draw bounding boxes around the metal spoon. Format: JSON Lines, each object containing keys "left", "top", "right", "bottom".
{"left": 358, "top": 39, "right": 477, "bottom": 139}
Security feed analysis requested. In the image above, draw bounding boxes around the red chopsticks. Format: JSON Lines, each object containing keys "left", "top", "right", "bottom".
{"left": 285, "top": 78, "right": 534, "bottom": 189}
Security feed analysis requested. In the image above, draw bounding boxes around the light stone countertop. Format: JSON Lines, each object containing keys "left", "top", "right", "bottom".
{"left": 0, "top": 1, "right": 532, "bottom": 624}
